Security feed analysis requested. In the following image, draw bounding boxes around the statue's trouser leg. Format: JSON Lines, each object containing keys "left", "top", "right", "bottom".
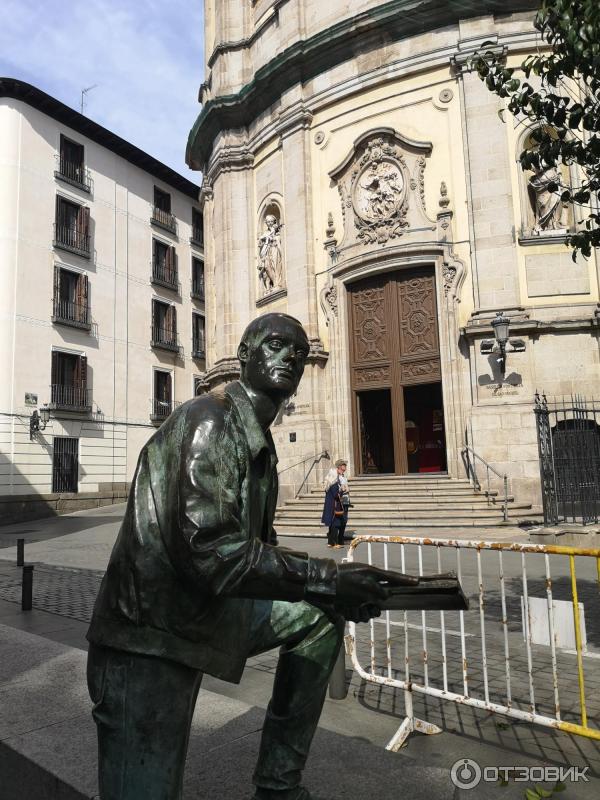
{"left": 87, "top": 643, "right": 203, "bottom": 800}
{"left": 249, "top": 601, "right": 344, "bottom": 799}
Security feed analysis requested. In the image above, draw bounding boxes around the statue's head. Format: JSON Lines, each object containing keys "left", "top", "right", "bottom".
{"left": 237, "top": 313, "right": 309, "bottom": 399}
{"left": 265, "top": 214, "right": 278, "bottom": 229}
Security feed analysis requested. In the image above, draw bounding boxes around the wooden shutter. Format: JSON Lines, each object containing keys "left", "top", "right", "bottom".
{"left": 53, "top": 266, "right": 61, "bottom": 312}
{"left": 165, "top": 372, "right": 172, "bottom": 403}
{"left": 77, "top": 206, "right": 90, "bottom": 239}
{"left": 76, "top": 274, "right": 88, "bottom": 322}
{"left": 77, "top": 355, "right": 88, "bottom": 406}
{"left": 51, "top": 351, "right": 59, "bottom": 386}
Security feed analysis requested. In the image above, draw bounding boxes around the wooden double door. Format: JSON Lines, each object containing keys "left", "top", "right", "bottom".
{"left": 348, "top": 268, "right": 447, "bottom": 475}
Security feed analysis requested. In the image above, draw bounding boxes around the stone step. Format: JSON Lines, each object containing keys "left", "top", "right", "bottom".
{"left": 275, "top": 519, "right": 524, "bottom": 530}
{"left": 305, "top": 488, "right": 499, "bottom": 498}
{"left": 275, "top": 507, "right": 531, "bottom": 521}
{"left": 279, "top": 499, "right": 512, "bottom": 510}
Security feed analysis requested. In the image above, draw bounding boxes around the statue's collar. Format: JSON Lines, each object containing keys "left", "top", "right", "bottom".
{"left": 224, "top": 381, "right": 277, "bottom": 462}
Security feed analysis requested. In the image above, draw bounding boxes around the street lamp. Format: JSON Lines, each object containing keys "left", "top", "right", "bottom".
{"left": 30, "top": 404, "right": 50, "bottom": 440}
{"left": 491, "top": 311, "right": 510, "bottom": 374}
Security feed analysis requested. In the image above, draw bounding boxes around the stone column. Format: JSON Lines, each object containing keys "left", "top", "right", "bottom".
{"left": 453, "top": 45, "right": 521, "bottom": 313}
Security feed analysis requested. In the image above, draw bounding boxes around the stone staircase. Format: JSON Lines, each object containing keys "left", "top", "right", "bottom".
{"left": 274, "top": 474, "right": 540, "bottom": 533}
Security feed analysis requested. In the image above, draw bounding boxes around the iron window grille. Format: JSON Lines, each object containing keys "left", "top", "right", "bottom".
{"left": 52, "top": 267, "right": 91, "bottom": 330}
{"left": 53, "top": 197, "right": 91, "bottom": 258}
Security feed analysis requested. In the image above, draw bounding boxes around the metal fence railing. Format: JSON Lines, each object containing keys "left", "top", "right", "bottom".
{"left": 346, "top": 535, "right": 600, "bottom": 750}
{"left": 535, "top": 393, "right": 600, "bottom": 525}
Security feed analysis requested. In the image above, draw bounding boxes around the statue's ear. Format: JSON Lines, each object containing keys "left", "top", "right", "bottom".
{"left": 237, "top": 342, "right": 248, "bottom": 364}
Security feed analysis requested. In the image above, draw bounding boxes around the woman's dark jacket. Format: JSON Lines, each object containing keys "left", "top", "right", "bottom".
{"left": 321, "top": 480, "right": 343, "bottom": 526}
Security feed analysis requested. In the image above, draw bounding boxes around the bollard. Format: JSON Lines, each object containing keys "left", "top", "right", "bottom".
{"left": 16, "top": 538, "right": 24, "bottom": 567}
{"left": 21, "top": 565, "right": 34, "bottom": 611}
{"left": 328, "top": 642, "right": 348, "bottom": 700}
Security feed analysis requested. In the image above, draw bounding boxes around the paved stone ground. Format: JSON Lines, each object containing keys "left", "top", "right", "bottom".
{"left": 1, "top": 504, "right": 599, "bottom": 798}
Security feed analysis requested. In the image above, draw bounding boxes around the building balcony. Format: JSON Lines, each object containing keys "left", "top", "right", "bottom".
{"left": 151, "top": 326, "right": 179, "bottom": 353}
{"left": 151, "top": 206, "right": 177, "bottom": 235}
{"left": 151, "top": 261, "right": 179, "bottom": 292}
{"left": 52, "top": 298, "right": 91, "bottom": 330}
{"left": 192, "top": 336, "right": 206, "bottom": 360}
{"left": 190, "top": 225, "right": 204, "bottom": 248}
{"left": 49, "top": 384, "right": 92, "bottom": 413}
{"left": 150, "top": 398, "right": 181, "bottom": 422}
{"left": 53, "top": 224, "right": 91, "bottom": 259}
{"left": 54, "top": 156, "right": 92, "bottom": 192}
{"left": 191, "top": 278, "right": 205, "bottom": 301}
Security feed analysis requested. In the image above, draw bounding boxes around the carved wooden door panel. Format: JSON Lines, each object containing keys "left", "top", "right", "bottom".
{"left": 396, "top": 271, "right": 441, "bottom": 385}
{"left": 348, "top": 268, "right": 441, "bottom": 475}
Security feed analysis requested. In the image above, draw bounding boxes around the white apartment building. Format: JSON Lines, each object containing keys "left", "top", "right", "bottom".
{"left": 0, "top": 78, "right": 206, "bottom": 523}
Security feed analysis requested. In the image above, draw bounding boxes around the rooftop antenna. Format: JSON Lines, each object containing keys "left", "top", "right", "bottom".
{"left": 80, "top": 84, "right": 98, "bottom": 115}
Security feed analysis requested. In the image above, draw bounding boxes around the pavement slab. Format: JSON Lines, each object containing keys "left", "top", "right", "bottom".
{"left": 0, "top": 624, "right": 456, "bottom": 800}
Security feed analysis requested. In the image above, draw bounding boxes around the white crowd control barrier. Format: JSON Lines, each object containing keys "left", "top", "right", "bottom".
{"left": 346, "top": 536, "right": 600, "bottom": 750}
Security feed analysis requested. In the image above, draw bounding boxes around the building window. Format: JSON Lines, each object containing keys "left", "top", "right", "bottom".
{"left": 151, "top": 370, "right": 175, "bottom": 421}
{"left": 53, "top": 196, "right": 91, "bottom": 258}
{"left": 151, "top": 239, "right": 178, "bottom": 291}
{"left": 191, "top": 208, "right": 203, "bottom": 247}
{"left": 192, "top": 313, "right": 206, "bottom": 359}
{"left": 52, "top": 266, "right": 90, "bottom": 330}
{"left": 50, "top": 351, "right": 91, "bottom": 411}
{"left": 151, "top": 300, "right": 178, "bottom": 351}
{"left": 151, "top": 186, "right": 176, "bottom": 234}
{"left": 191, "top": 257, "right": 204, "bottom": 300}
{"left": 55, "top": 135, "right": 91, "bottom": 192}
{"left": 52, "top": 437, "right": 79, "bottom": 493}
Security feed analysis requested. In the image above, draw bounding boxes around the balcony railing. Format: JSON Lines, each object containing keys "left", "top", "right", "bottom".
{"left": 52, "top": 298, "right": 91, "bottom": 330}
{"left": 192, "top": 336, "right": 206, "bottom": 359}
{"left": 49, "top": 384, "right": 92, "bottom": 412}
{"left": 53, "top": 223, "right": 91, "bottom": 258}
{"left": 190, "top": 225, "right": 204, "bottom": 247}
{"left": 54, "top": 156, "right": 91, "bottom": 192}
{"left": 151, "top": 206, "right": 177, "bottom": 234}
{"left": 150, "top": 398, "right": 181, "bottom": 421}
{"left": 191, "top": 277, "right": 205, "bottom": 301}
{"left": 151, "top": 260, "right": 179, "bottom": 291}
{"left": 151, "top": 326, "right": 179, "bottom": 352}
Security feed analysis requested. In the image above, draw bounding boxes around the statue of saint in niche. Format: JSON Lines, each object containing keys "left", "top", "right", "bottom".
{"left": 528, "top": 164, "right": 565, "bottom": 233}
{"left": 258, "top": 213, "right": 284, "bottom": 293}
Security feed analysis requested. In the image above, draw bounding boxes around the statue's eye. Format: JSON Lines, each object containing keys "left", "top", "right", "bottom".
{"left": 269, "top": 339, "right": 283, "bottom": 350}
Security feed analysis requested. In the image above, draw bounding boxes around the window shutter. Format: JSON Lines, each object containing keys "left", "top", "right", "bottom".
{"left": 78, "top": 355, "right": 88, "bottom": 392}
{"left": 51, "top": 351, "right": 59, "bottom": 386}
{"left": 165, "top": 372, "right": 172, "bottom": 403}
{"left": 171, "top": 306, "right": 177, "bottom": 339}
{"left": 53, "top": 265, "right": 61, "bottom": 308}
{"left": 77, "top": 274, "right": 88, "bottom": 321}
{"left": 77, "top": 206, "right": 90, "bottom": 237}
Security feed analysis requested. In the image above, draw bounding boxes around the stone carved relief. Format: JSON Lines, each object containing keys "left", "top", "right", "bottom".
{"left": 258, "top": 205, "right": 285, "bottom": 295}
{"left": 443, "top": 263, "right": 457, "bottom": 296}
{"left": 329, "top": 129, "right": 434, "bottom": 253}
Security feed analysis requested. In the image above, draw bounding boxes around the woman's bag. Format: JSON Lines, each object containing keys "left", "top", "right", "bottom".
{"left": 333, "top": 494, "right": 345, "bottom": 517}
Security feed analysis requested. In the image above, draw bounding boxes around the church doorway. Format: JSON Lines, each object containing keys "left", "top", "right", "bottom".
{"left": 348, "top": 268, "right": 446, "bottom": 475}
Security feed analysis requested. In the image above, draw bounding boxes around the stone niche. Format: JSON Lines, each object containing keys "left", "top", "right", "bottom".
{"left": 329, "top": 127, "right": 436, "bottom": 260}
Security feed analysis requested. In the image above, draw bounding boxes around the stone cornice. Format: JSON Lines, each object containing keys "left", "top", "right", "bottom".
{"left": 186, "top": 0, "right": 539, "bottom": 170}
{"left": 207, "top": 0, "right": 292, "bottom": 69}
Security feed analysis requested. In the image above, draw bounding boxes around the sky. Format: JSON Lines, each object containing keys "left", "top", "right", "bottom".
{"left": 0, "top": 0, "right": 205, "bottom": 181}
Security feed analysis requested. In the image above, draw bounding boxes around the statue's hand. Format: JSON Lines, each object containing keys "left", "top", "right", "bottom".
{"left": 336, "top": 562, "right": 419, "bottom": 607}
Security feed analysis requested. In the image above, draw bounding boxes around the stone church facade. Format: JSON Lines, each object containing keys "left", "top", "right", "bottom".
{"left": 187, "top": 1, "right": 600, "bottom": 508}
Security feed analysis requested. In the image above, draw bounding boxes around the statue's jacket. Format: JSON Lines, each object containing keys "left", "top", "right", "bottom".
{"left": 87, "top": 381, "right": 336, "bottom": 683}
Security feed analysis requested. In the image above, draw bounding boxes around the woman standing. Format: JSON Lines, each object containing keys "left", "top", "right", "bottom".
{"left": 321, "top": 459, "right": 350, "bottom": 548}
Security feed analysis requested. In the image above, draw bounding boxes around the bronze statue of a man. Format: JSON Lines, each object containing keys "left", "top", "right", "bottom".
{"left": 87, "top": 313, "right": 415, "bottom": 800}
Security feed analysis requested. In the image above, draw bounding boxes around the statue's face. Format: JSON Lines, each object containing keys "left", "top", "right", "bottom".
{"left": 265, "top": 214, "right": 277, "bottom": 229}
{"left": 240, "top": 318, "right": 309, "bottom": 398}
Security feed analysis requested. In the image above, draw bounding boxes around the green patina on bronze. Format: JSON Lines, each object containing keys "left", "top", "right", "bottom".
{"left": 186, "top": 0, "right": 539, "bottom": 169}
{"left": 87, "top": 313, "right": 465, "bottom": 800}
